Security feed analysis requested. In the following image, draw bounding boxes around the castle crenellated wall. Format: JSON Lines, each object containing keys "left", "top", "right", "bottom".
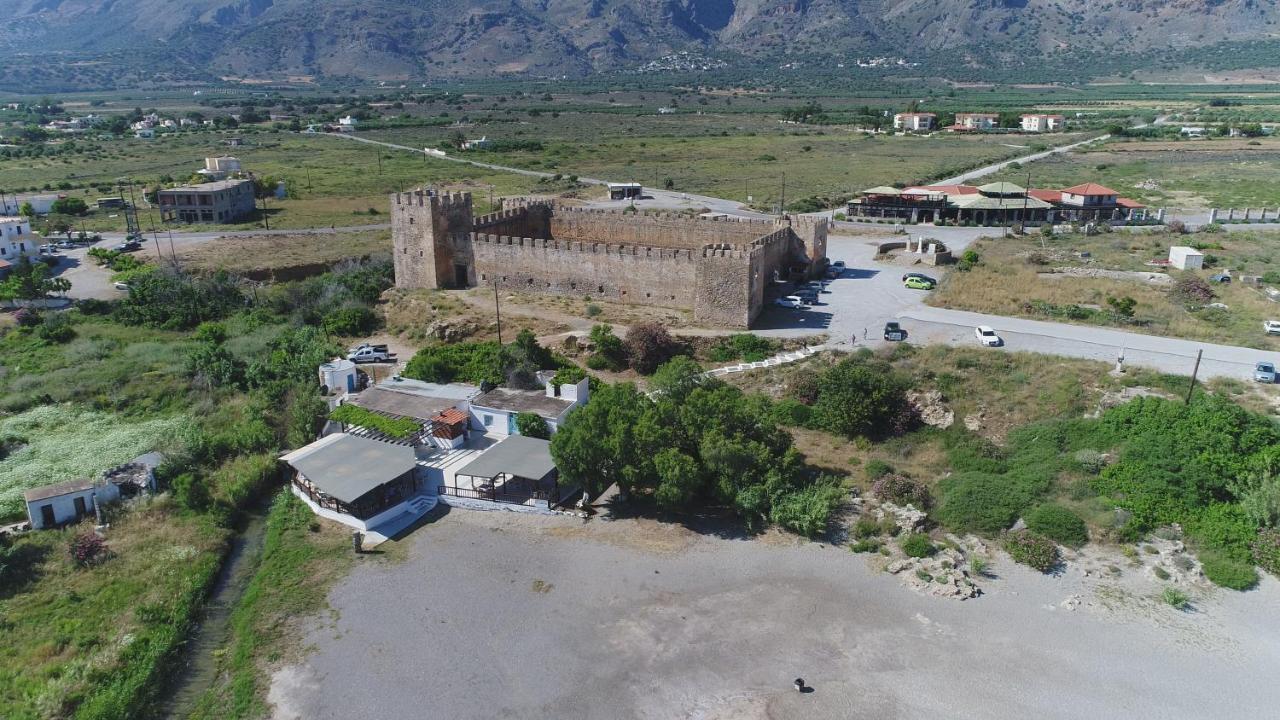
{"left": 472, "top": 233, "right": 698, "bottom": 311}
{"left": 548, "top": 205, "right": 769, "bottom": 249}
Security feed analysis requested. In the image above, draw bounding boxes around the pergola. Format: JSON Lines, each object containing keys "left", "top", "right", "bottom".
{"left": 447, "top": 435, "right": 563, "bottom": 506}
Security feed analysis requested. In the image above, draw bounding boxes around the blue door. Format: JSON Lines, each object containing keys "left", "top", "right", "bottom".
{"left": 508, "top": 413, "right": 518, "bottom": 435}
{"left": 346, "top": 373, "right": 355, "bottom": 392}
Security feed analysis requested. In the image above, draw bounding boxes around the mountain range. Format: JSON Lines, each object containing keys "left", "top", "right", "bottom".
{"left": 1, "top": 0, "right": 1278, "bottom": 90}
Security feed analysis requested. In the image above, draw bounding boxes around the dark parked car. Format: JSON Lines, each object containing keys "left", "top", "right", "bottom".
{"left": 113, "top": 240, "right": 142, "bottom": 253}
{"left": 902, "top": 272, "right": 937, "bottom": 284}
{"left": 883, "top": 322, "right": 907, "bottom": 341}
{"left": 1209, "top": 273, "right": 1231, "bottom": 283}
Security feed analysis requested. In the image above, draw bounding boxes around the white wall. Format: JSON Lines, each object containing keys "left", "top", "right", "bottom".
{"left": 471, "top": 406, "right": 514, "bottom": 436}
{"left": 25, "top": 485, "right": 118, "bottom": 529}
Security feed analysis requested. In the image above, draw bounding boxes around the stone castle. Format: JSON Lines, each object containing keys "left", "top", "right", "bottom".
{"left": 390, "top": 190, "right": 828, "bottom": 328}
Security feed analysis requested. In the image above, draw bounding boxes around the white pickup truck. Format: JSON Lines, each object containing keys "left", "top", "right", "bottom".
{"left": 347, "top": 343, "right": 391, "bottom": 363}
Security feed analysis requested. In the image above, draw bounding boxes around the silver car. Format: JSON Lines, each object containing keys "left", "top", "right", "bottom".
{"left": 1255, "top": 362, "right": 1277, "bottom": 384}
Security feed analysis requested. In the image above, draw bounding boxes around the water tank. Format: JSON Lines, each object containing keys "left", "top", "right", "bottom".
{"left": 318, "top": 358, "right": 358, "bottom": 394}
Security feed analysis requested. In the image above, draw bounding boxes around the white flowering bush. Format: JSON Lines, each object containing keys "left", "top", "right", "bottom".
{"left": 0, "top": 405, "right": 189, "bottom": 518}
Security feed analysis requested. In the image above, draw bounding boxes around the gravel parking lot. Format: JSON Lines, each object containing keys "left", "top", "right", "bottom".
{"left": 269, "top": 510, "right": 1280, "bottom": 720}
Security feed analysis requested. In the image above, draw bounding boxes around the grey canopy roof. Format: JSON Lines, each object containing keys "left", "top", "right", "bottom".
{"left": 281, "top": 434, "right": 418, "bottom": 504}
{"left": 455, "top": 435, "right": 556, "bottom": 481}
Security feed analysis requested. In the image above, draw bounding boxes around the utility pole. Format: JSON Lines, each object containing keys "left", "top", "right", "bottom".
{"left": 1185, "top": 349, "right": 1203, "bottom": 404}
{"left": 780, "top": 172, "right": 786, "bottom": 217}
{"left": 493, "top": 278, "right": 503, "bottom": 345}
{"left": 167, "top": 229, "right": 179, "bottom": 267}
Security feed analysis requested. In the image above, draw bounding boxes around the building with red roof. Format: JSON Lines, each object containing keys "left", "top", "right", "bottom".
{"left": 846, "top": 180, "right": 1148, "bottom": 225}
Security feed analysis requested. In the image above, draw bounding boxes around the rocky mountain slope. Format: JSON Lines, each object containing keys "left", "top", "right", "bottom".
{"left": 1, "top": 0, "right": 1278, "bottom": 88}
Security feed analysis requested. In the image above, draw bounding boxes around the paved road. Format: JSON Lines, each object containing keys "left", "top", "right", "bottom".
{"left": 931, "top": 133, "right": 1109, "bottom": 186}
{"left": 752, "top": 233, "right": 1280, "bottom": 382}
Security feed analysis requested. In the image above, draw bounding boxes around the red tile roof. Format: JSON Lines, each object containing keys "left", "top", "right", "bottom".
{"left": 1062, "top": 183, "right": 1119, "bottom": 196}
{"left": 912, "top": 185, "right": 979, "bottom": 195}
{"left": 434, "top": 408, "right": 468, "bottom": 426}
{"left": 1116, "top": 197, "right": 1145, "bottom": 209}
{"left": 1027, "top": 189, "right": 1062, "bottom": 203}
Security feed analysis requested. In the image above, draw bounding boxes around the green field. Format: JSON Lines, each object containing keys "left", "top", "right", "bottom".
{"left": 0, "top": 130, "right": 544, "bottom": 232}
{"left": 990, "top": 137, "right": 1280, "bottom": 209}
{"left": 367, "top": 118, "right": 1071, "bottom": 208}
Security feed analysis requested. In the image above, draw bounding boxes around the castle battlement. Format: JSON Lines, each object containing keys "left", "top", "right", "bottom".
{"left": 474, "top": 207, "right": 531, "bottom": 228}
{"left": 549, "top": 203, "right": 777, "bottom": 227}
{"left": 393, "top": 189, "right": 472, "bottom": 209}
{"left": 473, "top": 233, "right": 696, "bottom": 260}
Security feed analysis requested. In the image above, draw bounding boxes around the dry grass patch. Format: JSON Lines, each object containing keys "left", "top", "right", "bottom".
{"left": 929, "top": 230, "right": 1280, "bottom": 349}
{"left": 175, "top": 231, "right": 391, "bottom": 276}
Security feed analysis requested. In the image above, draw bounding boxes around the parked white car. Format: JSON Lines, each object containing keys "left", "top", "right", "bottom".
{"left": 975, "top": 325, "right": 1002, "bottom": 347}
{"left": 1265, "top": 320, "right": 1280, "bottom": 335}
{"left": 775, "top": 295, "right": 806, "bottom": 309}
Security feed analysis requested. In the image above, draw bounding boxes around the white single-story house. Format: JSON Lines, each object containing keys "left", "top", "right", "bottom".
{"left": 469, "top": 375, "right": 589, "bottom": 437}
{"left": 338, "top": 377, "right": 481, "bottom": 449}
{"left": 24, "top": 479, "right": 118, "bottom": 529}
{"left": 283, "top": 433, "right": 431, "bottom": 532}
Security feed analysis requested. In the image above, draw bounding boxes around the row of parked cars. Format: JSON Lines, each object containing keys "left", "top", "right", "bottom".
{"left": 774, "top": 261, "right": 846, "bottom": 309}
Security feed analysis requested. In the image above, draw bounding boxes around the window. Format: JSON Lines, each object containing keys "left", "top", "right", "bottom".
{"left": 482, "top": 414, "right": 493, "bottom": 427}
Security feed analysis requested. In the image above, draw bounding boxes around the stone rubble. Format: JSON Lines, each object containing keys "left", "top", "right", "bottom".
{"left": 907, "top": 389, "right": 955, "bottom": 429}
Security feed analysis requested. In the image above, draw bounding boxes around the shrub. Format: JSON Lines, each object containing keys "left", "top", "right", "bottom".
{"left": 864, "top": 459, "right": 894, "bottom": 481}
{"left": 849, "top": 538, "right": 882, "bottom": 553}
{"left": 1186, "top": 503, "right": 1256, "bottom": 560}
{"left": 785, "top": 368, "right": 821, "bottom": 405}
{"left": 551, "top": 366, "right": 586, "bottom": 387}
{"left": 1025, "top": 504, "right": 1088, "bottom": 547}
{"left": 1252, "top": 528, "right": 1280, "bottom": 577}
{"left": 770, "top": 483, "right": 844, "bottom": 537}
{"left": 585, "top": 303, "right": 602, "bottom": 317}
{"left": 35, "top": 312, "right": 75, "bottom": 343}
{"left": 811, "top": 357, "right": 910, "bottom": 438}
{"left": 1003, "top": 529, "right": 1060, "bottom": 572}
{"left": 587, "top": 324, "right": 627, "bottom": 371}
{"left": 1200, "top": 551, "right": 1258, "bottom": 590}
{"left": 934, "top": 472, "right": 1027, "bottom": 535}
{"left": 624, "top": 321, "right": 680, "bottom": 375}
{"left": 69, "top": 530, "right": 107, "bottom": 566}
{"left": 957, "top": 249, "right": 981, "bottom": 271}
{"left": 13, "top": 307, "right": 39, "bottom": 327}
{"left": 852, "top": 516, "right": 881, "bottom": 539}
{"left": 322, "top": 306, "right": 379, "bottom": 336}
{"left": 1073, "top": 449, "right": 1107, "bottom": 474}
{"left": 770, "top": 398, "right": 812, "bottom": 427}
{"left": 872, "top": 473, "right": 931, "bottom": 508}
{"left": 968, "top": 555, "right": 990, "bottom": 577}
{"left": 1161, "top": 586, "right": 1189, "bottom": 609}
{"left": 900, "top": 532, "right": 936, "bottom": 558}
{"left": 514, "top": 412, "right": 551, "bottom": 439}
{"left": 171, "top": 472, "right": 212, "bottom": 511}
